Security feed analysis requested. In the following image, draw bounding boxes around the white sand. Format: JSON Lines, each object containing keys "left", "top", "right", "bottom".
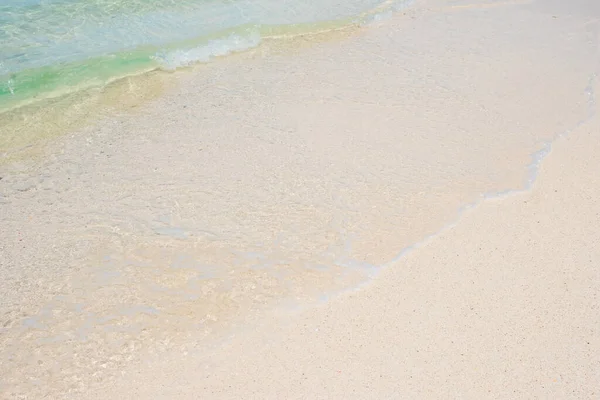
{"left": 1, "top": 0, "right": 599, "bottom": 398}
{"left": 94, "top": 106, "right": 600, "bottom": 399}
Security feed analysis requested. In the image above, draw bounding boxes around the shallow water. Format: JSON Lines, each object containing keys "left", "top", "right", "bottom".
{"left": 0, "top": 0, "right": 408, "bottom": 112}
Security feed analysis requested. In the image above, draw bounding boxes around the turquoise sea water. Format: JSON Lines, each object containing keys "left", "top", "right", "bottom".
{"left": 0, "top": 0, "right": 409, "bottom": 113}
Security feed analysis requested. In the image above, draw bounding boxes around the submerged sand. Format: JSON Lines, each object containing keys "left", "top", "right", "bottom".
{"left": 92, "top": 87, "right": 600, "bottom": 400}
{"left": 98, "top": 82, "right": 600, "bottom": 400}
{"left": 1, "top": 0, "right": 599, "bottom": 398}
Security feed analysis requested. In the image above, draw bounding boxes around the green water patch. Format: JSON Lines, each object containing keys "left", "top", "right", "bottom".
{"left": 0, "top": 50, "right": 157, "bottom": 113}
{"left": 0, "top": 18, "right": 354, "bottom": 114}
{"left": 1, "top": 0, "right": 413, "bottom": 114}
{"left": 0, "top": 0, "right": 412, "bottom": 162}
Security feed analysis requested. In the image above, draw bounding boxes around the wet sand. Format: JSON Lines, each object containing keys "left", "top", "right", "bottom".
{"left": 93, "top": 89, "right": 600, "bottom": 399}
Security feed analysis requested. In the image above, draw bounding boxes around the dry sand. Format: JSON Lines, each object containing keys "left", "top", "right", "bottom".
{"left": 1, "top": 0, "right": 600, "bottom": 398}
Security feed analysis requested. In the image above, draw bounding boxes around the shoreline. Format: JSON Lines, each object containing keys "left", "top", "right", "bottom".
{"left": 1, "top": 0, "right": 599, "bottom": 398}
{"left": 0, "top": 0, "right": 413, "bottom": 119}
{"left": 0, "top": 20, "right": 367, "bottom": 166}
{"left": 87, "top": 38, "right": 600, "bottom": 400}
{"left": 106, "top": 88, "right": 600, "bottom": 399}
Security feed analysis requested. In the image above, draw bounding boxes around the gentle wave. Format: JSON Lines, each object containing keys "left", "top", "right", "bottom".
{"left": 0, "top": 0, "right": 413, "bottom": 114}
{"left": 153, "top": 30, "right": 262, "bottom": 71}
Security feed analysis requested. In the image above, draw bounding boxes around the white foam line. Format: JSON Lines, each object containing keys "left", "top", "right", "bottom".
{"left": 152, "top": 31, "right": 262, "bottom": 71}
{"left": 383, "top": 72, "right": 597, "bottom": 269}
{"left": 321, "top": 68, "right": 599, "bottom": 304}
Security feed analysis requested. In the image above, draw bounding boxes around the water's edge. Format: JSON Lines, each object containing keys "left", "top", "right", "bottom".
{"left": 0, "top": 0, "right": 412, "bottom": 115}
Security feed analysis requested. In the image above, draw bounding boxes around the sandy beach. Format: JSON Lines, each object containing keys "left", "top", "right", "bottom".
{"left": 91, "top": 88, "right": 600, "bottom": 399}
{"left": 1, "top": 0, "right": 599, "bottom": 398}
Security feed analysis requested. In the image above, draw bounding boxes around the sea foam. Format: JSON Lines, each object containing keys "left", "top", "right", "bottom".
{"left": 153, "top": 31, "right": 262, "bottom": 71}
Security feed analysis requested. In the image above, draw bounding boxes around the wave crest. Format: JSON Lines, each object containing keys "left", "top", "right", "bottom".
{"left": 152, "top": 31, "right": 262, "bottom": 71}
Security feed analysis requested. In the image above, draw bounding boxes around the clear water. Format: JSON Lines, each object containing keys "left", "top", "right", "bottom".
{"left": 0, "top": 0, "right": 407, "bottom": 112}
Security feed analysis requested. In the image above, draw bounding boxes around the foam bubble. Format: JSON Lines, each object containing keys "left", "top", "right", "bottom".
{"left": 153, "top": 31, "right": 262, "bottom": 71}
